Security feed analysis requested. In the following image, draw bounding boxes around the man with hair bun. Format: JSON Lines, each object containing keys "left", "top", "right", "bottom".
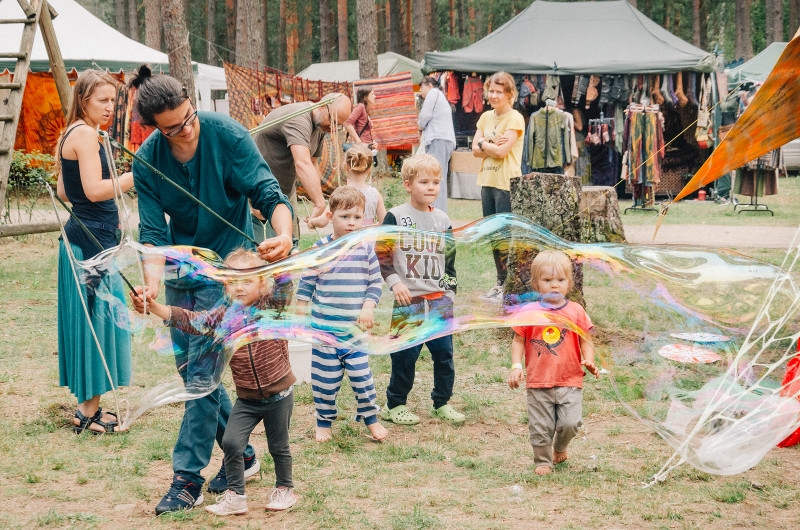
{"left": 129, "top": 64, "right": 293, "bottom": 515}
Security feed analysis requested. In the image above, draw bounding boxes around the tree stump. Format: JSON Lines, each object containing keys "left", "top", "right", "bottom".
{"left": 508, "top": 173, "right": 585, "bottom": 306}
{"left": 579, "top": 186, "right": 626, "bottom": 243}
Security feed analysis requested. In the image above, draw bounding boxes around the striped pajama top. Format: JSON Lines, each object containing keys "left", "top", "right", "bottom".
{"left": 296, "top": 235, "right": 383, "bottom": 344}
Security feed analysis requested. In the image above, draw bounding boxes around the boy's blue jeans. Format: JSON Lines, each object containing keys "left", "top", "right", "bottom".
{"left": 386, "top": 295, "right": 455, "bottom": 410}
{"left": 165, "top": 280, "right": 254, "bottom": 486}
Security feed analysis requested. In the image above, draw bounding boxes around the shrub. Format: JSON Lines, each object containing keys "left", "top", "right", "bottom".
{"left": 8, "top": 150, "right": 56, "bottom": 191}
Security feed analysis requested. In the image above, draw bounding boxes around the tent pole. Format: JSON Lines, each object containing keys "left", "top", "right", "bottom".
{"left": 38, "top": 0, "right": 70, "bottom": 115}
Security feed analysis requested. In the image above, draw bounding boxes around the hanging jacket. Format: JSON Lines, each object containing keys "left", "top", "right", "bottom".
{"left": 528, "top": 106, "right": 568, "bottom": 169}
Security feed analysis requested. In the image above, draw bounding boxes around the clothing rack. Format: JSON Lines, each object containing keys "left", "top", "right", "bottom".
{"left": 734, "top": 166, "right": 774, "bottom": 216}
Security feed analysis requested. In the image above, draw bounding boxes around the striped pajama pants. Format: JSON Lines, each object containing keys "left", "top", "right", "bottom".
{"left": 311, "top": 345, "right": 380, "bottom": 428}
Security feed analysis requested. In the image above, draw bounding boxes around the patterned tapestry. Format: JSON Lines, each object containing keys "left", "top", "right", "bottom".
{"left": 223, "top": 62, "right": 351, "bottom": 130}
{"left": 354, "top": 71, "right": 419, "bottom": 150}
{"left": 12, "top": 71, "right": 127, "bottom": 156}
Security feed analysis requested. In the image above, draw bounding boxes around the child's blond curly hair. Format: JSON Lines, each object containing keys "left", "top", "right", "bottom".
{"left": 530, "top": 250, "right": 573, "bottom": 290}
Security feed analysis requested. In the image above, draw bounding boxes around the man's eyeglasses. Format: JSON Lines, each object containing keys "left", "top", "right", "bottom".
{"left": 160, "top": 110, "right": 198, "bottom": 137}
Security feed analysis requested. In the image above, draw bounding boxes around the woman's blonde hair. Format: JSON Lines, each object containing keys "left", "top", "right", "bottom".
{"left": 343, "top": 143, "right": 373, "bottom": 175}
{"left": 400, "top": 153, "right": 441, "bottom": 183}
{"left": 55, "top": 69, "right": 118, "bottom": 170}
{"left": 484, "top": 71, "right": 518, "bottom": 104}
{"left": 530, "top": 250, "right": 573, "bottom": 290}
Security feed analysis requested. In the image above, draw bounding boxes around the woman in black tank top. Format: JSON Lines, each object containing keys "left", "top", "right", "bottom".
{"left": 55, "top": 70, "right": 134, "bottom": 435}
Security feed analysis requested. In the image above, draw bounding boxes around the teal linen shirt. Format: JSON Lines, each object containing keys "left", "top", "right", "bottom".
{"left": 133, "top": 112, "right": 291, "bottom": 257}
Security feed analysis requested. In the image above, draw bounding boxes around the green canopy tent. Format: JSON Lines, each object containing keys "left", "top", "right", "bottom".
{"left": 727, "top": 42, "right": 788, "bottom": 85}
{"left": 424, "top": 0, "right": 715, "bottom": 74}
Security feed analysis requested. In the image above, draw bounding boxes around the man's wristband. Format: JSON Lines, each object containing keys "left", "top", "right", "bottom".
{"left": 478, "top": 138, "right": 485, "bottom": 150}
{"left": 511, "top": 363, "right": 523, "bottom": 370}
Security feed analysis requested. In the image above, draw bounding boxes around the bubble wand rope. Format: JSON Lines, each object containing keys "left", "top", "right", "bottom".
{"left": 40, "top": 178, "right": 137, "bottom": 295}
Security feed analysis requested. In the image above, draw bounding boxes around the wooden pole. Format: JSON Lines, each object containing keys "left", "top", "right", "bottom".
{"left": 38, "top": 0, "right": 71, "bottom": 115}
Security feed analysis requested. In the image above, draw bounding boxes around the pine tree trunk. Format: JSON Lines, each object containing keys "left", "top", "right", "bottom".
{"left": 226, "top": 0, "right": 237, "bottom": 62}
{"left": 389, "top": 0, "right": 402, "bottom": 55}
{"left": 278, "top": 0, "right": 286, "bottom": 70}
{"left": 735, "top": 0, "right": 753, "bottom": 60}
{"left": 411, "top": 0, "right": 428, "bottom": 62}
{"left": 206, "top": 0, "right": 215, "bottom": 64}
{"left": 337, "top": 0, "right": 349, "bottom": 61}
{"left": 144, "top": 0, "right": 162, "bottom": 51}
{"left": 698, "top": 0, "right": 708, "bottom": 51}
{"left": 377, "top": 1, "right": 387, "bottom": 53}
{"left": 162, "top": 0, "right": 195, "bottom": 105}
{"left": 428, "top": 0, "right": 439, "bottom": 52}
{"left": 236, "top": 0, "right": 266, "bottom": 68}
{"left": 320, "top": 0, "right": 334, "bottom": 62}
{"left": 404, "top": 0, "right": 412, "bottom": 56}
{"left": 286, "top": 6, "right": 299, "bottom": 73}
{"left": 128, "top": 0, "right": 139, "bottom": 40}
{"left": 692, "top": 0, "right": 701, "bottom": 47}
{"left": 356, "top": 0, "right": 379, "bottom": 79}
{"left": 449, "top": 0, "right": 455, "bottom": 36}
{"left": 791, "top": 0, "right": 800, "bottom": 38}
{"left": 116, "top": 0, "right": 129, "bottom": 38}
{"left": 765, "top": 0, "right": 784, "bottom": 42}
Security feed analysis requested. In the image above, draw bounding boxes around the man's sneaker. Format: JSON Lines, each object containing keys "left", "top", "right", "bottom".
{"left": 205, "top": 489, "right": 248, "bottom": 516}
{"left": 265, "top": 486, "right": 298, "bottom": 511}
{"left": 431, "top": 404, "right": 466, "bottom": 425}
{"left": 483, "top": 282, "right": 504, "bottom": 301}
{"left": 155, "top": 477, "right": 204, "bottom": 515}
{"left": 207, "top": 455, "right": 261, "bottom": 494}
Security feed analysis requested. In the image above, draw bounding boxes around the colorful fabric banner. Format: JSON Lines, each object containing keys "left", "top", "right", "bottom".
{"left": 354, "top": 71, "right": 419, "bottom": 150}
{"left": 223, "top": 62, "right": 351, "bottom": 130}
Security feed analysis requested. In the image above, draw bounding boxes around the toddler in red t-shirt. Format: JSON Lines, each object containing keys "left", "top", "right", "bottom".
{"left": 508, "top": 250, "right": 599, "bottom": 475}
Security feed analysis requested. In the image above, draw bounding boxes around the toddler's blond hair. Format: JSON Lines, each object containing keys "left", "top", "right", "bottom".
{"left": 530, "top": 250, "right": 573, "bottom": 290}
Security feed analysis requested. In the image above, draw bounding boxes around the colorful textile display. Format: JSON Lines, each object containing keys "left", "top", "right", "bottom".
{"left": 353, "top": 71, "right": 418, "bottom": 150}
{"left": 223, "top": 62, "right": 351, "bottom": 130}
{"left": 11, "top": 70, "right": 126, "bottom": 156}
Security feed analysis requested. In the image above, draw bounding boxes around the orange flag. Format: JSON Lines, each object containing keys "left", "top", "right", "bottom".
{"left": 674, "top": 36, "right": 800, "bottom": 202}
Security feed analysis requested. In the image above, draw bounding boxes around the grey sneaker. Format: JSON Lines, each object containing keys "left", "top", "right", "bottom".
{"left": 205, "top": 489, "right": 248, "bottom": 516}
{"left": 265, "top": 486, "right": 297, "bottom": 511}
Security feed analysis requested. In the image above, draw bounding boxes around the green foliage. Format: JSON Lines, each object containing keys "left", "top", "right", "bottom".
{"left": 8, "top": 151, "right": 55, "bottom": 191}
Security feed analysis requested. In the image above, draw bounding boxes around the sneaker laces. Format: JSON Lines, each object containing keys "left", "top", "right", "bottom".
{"left": 215, "top": 489, "right": 237, "bottom": 506}
{"left": 269, "top": 487, "right": 291, "bottom": 505}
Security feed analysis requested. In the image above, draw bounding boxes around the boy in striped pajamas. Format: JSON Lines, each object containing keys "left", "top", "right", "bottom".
{"left": 296, "top": 186, "right": 389, "bottom": 443}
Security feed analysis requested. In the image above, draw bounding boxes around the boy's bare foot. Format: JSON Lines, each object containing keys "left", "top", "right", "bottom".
{"left": 315, "top": 426, "right": 332, "bottom": 442}
{"left": 534, "top": 465, "right": 552, "bottom": 475}
{"left": 554, "top": 450, "right": 568, "bottom": 464}
{"left": 367, "top": 422, "right": 389, "bottom": 441}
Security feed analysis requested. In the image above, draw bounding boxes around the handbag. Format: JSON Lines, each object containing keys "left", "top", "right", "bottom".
{"left": 343, "top": 118, "right": 370, "bottom": 152}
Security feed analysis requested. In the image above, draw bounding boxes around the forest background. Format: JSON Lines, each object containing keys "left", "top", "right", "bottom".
{"left": 78, "top": 0, "right": 800, "bottom": 82}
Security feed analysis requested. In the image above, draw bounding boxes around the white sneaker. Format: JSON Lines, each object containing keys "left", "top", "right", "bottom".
{"left": 483, "top": 283, "right": 504, "bottom": 301}
{"left": 205, "top": 490, "right": 248, "bottom": 516}
{"left": 265, "top": 486, "right": 297, "bottom": 511}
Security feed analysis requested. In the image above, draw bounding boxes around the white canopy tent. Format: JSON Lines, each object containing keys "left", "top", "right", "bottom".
{"left": 0, "top": 0, "right": 225, "bottom": 110}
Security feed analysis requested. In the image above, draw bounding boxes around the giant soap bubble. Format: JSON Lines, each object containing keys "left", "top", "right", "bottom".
{"left": 51, "top": 174, "right": 800, "bottom": 481}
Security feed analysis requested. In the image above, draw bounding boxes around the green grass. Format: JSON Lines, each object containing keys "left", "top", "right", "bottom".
{"left": 2, "top": 191, "right": 800, "bottom": 527}
{"left": 620, "top": 176, "right": 800, "bottom": 226}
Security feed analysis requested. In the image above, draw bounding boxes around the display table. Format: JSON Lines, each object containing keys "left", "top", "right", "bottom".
{"left": 449, "top": 149, "right": 482, "bottom": 200}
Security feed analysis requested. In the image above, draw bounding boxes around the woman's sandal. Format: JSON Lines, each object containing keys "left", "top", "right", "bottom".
{"left": 73, "top": 409, "right": 121, "bottom": 435}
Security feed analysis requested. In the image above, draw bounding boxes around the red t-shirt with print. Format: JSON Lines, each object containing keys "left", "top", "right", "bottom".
{"left": 512, "top": 300, "right": 593, "bottom": 389}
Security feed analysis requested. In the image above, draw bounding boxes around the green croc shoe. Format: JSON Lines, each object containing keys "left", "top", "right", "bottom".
{"left": 431, "top": 404, "right": 465, "bottom": 425}
{"left": 381, "top": 405, "right": 420, "bottom": 425}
